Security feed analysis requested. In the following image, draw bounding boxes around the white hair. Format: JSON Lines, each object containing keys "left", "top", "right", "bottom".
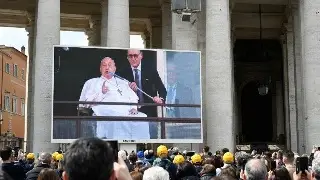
{"left": 118, "top": 150, "right": 127, "bottom": 160}
{"left": 312, "top": 158, "right": 320, "bottom": 178}
{"left": 143, "top": 167, "right": 169, "bottom": 180}
{"left": 314, "top": 151, "right": 320, "bottom": 159}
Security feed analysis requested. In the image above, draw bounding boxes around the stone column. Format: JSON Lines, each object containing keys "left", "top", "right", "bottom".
{"left": 292, "top": 3, "right": 305, "bottom": 153}
{"left": 280, "top": 35, "right": 291, "bottom": 149}
{"left": 285, "top": 22, "right": 298, "bottom": 152}
{"left": 142, "top": 30, "right": 151, "bottom": 49}
{"left": 151, "top": 26, "right": 162, "bottom": 49}
{"left": 172, "top": 14, "right": 197, "bottom": 50}
{"left": 301, "top": 0, "right": 320, "bottom": 153}
{"left": 25, "top": 13, "right": 35, "bottom": 152}
{"left": 206, "top": 0, "right": 235, "bottom": 151}
{"left": 171, "top": 2, "right": 199, "bottom": 152}
{"left": 276, "top": 81, "right": 285, "bottom": 137}
{"left": 106, "top": 0, "right": 132, "bottom": 151}
{"left": 86, "top": 16, "right": 101, "bottom": 46}
{"left": 101, "top": 0, "right": 108, "bottom": 46}
{"left": 107, "top": 0, "right": 130, "bottom": 47}
{"left": 197, "top": 0, "right": 206, "bottom": 148}
{"left": 32, "top": 0, "right": 60, "bottom": 153}
{"left": 161, "top": 2, "right": 172, "bottom": 49}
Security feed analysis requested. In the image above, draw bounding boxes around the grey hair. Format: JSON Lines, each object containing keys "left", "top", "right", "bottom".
{"left": 143, "top": 166, "right": 169, "bottom": 180}
{"left": 244, "top": 159, "right": 267, "bottom": 180}
{"left": 312, "top": 158, "right": 320, "bottom": 178}
{"left": 39, "top": 152, "right": 52, "bottom": 164}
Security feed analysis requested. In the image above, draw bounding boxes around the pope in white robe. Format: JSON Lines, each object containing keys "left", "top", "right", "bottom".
{"left": 79, "top": 57, "right": 150, "bottom": 139}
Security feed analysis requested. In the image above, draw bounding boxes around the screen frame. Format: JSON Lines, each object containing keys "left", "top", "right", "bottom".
{"left": 51, "top": 45, "right": 203, "bottom": 144}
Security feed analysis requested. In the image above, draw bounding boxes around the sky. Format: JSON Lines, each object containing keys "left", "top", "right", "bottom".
{"left": 0, "top": 27, "right": 145, "bottom": 56}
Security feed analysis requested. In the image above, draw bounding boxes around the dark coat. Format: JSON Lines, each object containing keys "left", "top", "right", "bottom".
{"left": 26, "top": 163, "right": 51, "bottom": 180}
{"left": 117, "top": 64, "right": 167, "bottom": 117}
{"left": 1, "top": 162, "right": 26, "bottom": 180}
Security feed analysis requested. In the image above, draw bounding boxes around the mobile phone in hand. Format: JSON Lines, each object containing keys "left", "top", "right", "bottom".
{"left": 296, "top": 157, "right": 308, "bottom": 174}
{"left": 108, "top": 141, "right": 119, "bottom": 162}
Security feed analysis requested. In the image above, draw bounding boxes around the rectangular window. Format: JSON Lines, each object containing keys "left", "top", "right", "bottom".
{"left": 21, "top": 69, "right": 25, "bottom": 80}
{"left": 21, "top": 99, "right": 25, "bottom": 116}
{"left": 4, "top": 95, "right": 10, "bottom": 111}
{"left": 13, "top": 64, "right": 18, "bottom": 77}
{"left": 12, "top": 97, "right": 17, "bottom": 113}
{"left": 5, "top": 63, "right": 10, "bottom": 73}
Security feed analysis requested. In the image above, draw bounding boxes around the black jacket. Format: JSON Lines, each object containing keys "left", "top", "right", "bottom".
{"left": 1, "top": 162, "right": 26, "bottom": 180}
{"left": 117, "top": 65, "right": 167, "bottom": 117}
{"left": 26, "top": 163, "right": 51, "bottom": 180}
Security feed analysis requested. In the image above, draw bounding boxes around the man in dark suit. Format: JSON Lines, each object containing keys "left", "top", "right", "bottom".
{"left": 165, "top": 62, "right": 200, "bottom": 139}
{"left": 117, "top": 49, "right": 167, "bottom": 139}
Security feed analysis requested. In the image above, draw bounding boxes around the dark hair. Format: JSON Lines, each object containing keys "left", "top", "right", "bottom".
{"left": 129, "top": 152, "right": 138, "bottom": 163}
{"left": 62, "top": 137, "right": 115, "bottom": 180}
{"left": 177, "top": 161, "right": 198, "bottom": 178}
{"left": 274, "top": 167, "right": 291, "bottom": 180}
{"left": 222, "top": 148, "right": 229, "bottom": 155}
{"left": 212, "top": 155, "right": 223, "bottom": 169}
{"left": 283, "top": 150, "right": 294, "bottom": 162}
{"left": 212, "top": 176, "right": 237, "bottom": 180}
{"left": 37, "top": 168, "right": 60, "bottom": 180}
{"left": 220, "top": 166, "right": 237, "bottom": 179}
{"left": 0, "top": 147, "right": 12, "bottom": 161}
{"left": 204, "top": 146, "right": 210, "bottom": 153}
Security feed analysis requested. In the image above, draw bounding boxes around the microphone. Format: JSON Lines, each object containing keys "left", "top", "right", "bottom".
{"left": 108, "top": 72, "right": 164, "bottom": 103}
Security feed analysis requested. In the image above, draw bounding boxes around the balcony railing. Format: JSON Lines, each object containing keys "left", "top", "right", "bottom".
{"left": 53, "top": 101, "right": 201, "bottom": 139}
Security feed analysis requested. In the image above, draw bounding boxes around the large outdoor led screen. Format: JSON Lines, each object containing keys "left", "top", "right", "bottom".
{"left": 52, "top": 46, "right": 202, "bottom": 143}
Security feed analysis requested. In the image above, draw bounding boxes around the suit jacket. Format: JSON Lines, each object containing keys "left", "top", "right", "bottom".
{"left": 117, "top": 64, "right": 167, "bottom": 117}
{"left": 169, "top": 82, "right": 197, "bottom": 118}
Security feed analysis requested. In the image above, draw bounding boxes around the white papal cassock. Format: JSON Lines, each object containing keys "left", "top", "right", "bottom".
{"left": 79, "top": 76, "right": 150, "bottom": 139}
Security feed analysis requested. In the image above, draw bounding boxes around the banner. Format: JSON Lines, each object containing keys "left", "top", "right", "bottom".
{"left": 52, "top": 46, "right": 202, "bottom": 143}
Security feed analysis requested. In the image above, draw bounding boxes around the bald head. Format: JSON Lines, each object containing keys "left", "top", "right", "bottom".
{"left": 244, "top": 159, "right": 267, "bottom": 180}
{"left": 100, "top": 57, "right": 116, "bottom": 79}
{"left": 39, "top": 152, "right": 52, "bottom": 164}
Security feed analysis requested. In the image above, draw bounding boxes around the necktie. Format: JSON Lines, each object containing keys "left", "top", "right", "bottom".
{"left": 134, "top": 68, "right": 143, "bottom": 102}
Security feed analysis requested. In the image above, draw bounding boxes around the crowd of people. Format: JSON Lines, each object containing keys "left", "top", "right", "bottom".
{"left": 0, "top": 137, "right": 319, "bottom": 180}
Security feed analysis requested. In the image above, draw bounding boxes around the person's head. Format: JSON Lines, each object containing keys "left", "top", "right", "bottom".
{"left": 130, "top": 171, "right": 143, "bottom": 180}
{"left": 223, "top": 152, "right": 234, "bottom": 164}
{"left": 191, "top": 153, "right": 202, "bottom": 165}
{"left": 220, "top": 166, "right": 237, "bottom": 179}
{"left": 203, "top": 146, "right": 210, "bottom": 153}
{"left": 244, "top": 159, "right": 267, "bottom": 180}
{"left": 137, "top": 151, "right": 144, "bottom": 160}
{"left": 129, "top": 152, "right": 138, "bottom": 164}
{"left": 62, "top": 137, "right": 115, "bottom": 180}
{"left": 200, "top": 164, "right": 216, "bottom": 176}
{"left": 312, "top": 158, "right": 320, "bottom": 180}
{"left": 118, "top": 150, "right": 127, "bottom": 161}
{"left": 26, "top": 153, "right": 35, "bottom": 162}
{"left": 157, "top": 145, "right": 168, "bottom": 159}
{"left": 277, "top": 150, "right": 283, "bottom": 159}
{"left": 273, "top": 167, "right": 291, "bottom": 180}
{"left": 39, "top": 152, "right": 52, "bottom": 164}
{"left": 177, "top": 161, "right": 198, "bottom": 178}
{"left": 127, "top": 49, "right": 143, "bottom": 68}
{"left": 37, "top": 168, "right": 60, "bottom": 180}
{"left": 221, "top": 148, "right": 229, "bottom": 155}
{"left": 173, "top": 155, "right": 185, "bottom": 165}
{"left": 143, "top": 167, "right": 169, "bottom": 180}
{"left": 212, "top": 155, "right": 223, "bottom": 169}
{"left": 100, "top": 57, "right": 116, "bottom": 79}
{"left": 212, "top": 176, "right": 237, "bottom": 180}
{"left": 283, "top": 150, "right": 294, "bottom": 165}
{"left": 0, "top": 146, "right": 12, "bottom": 161}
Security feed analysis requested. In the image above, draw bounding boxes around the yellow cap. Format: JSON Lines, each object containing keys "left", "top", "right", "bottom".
{"left": 157, "top": 145, "right": 168, "bottom": 156}
{"left": 55, "top": 154, "right": 64, "bottom": 161}
{"left": 173, "top": 155, "right": 185, "bottom": 164}
{"left": 223, "top": 152, "right": 234, "bottom": 164}
{"left": 26, "top": 153, "right": 35, "bottom": 160}
{"left": 191, "top": 153, "right": 202, "bottom": 164}
{"left": 52, "top": 152, "right": 59, "bottom": 160}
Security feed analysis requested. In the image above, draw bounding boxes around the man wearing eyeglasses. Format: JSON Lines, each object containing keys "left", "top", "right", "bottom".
{"left": 118, "top": 49, "right": 167, "bottom": 139}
